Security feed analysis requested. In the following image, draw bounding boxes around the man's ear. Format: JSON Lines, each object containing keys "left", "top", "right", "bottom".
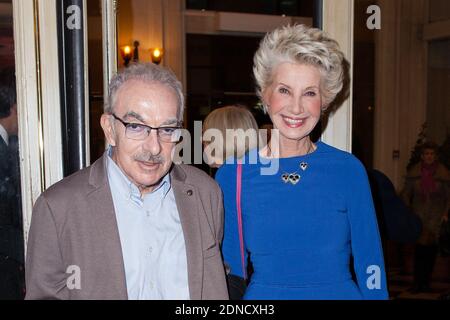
{"left": 100, "top": 113, "right": 117, "bottom": 147}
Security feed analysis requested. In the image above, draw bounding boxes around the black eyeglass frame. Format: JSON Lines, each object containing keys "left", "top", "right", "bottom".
{"left": 111, "top": 113, "right": 182, "bottom": 142}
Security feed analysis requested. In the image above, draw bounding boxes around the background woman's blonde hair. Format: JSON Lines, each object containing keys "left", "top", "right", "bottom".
{"left": 203, "top": 105, "right": 259, "bottom": 165}
{"left": 253, "top": 24, "right": 345, "bottom": 111}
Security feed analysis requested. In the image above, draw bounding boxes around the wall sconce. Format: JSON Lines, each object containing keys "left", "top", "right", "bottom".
{"left": 150, "top": 48, "right": 163, "bottom": 65}
{"left": 121, "top": 45, "right": 132, "bottom": 67}
{"left": 133, "top": 41, "right": 140, "bottom": 62}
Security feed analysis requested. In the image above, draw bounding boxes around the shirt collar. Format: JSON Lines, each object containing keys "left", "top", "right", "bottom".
{"left": 0, "top": 124, "right": 8, "bottom": 146}
{"left": 106, "top": 147, "right": 171, "bottom": 202}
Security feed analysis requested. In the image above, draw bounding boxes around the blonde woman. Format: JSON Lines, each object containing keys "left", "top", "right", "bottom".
{"left": 215, "top": 25, "right": 388, "bottom": 300}
{"left": 203, "top": 105, "right": 259, "bottom": 168}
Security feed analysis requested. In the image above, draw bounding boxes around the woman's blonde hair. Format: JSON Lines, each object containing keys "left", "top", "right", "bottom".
{"left": 203, "top": 105, "right": 259, "bottom": 165}
{"left": 253, "top": 24, "right": 345, "bottom": 111}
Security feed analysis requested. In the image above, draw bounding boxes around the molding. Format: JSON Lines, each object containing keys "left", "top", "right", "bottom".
{"left": 12, "top": 0, "right": 43, "bottom": 251}
{"left": 422, "top": 19, "right": 450, "bottom": 41}
{"left": 102, "top": 0, "right": 117, "bottom": 108}
{"left": 162, "top": 0, "right": 186, "bottom": 92}
{"left": 83, "top": 0, "right": 90, "bottom": 165}
{"left": 185, "top": 9, "right": 313, "bottom": 36}
{"left": 321, "top": 0, "right": 354, "bottom": 152}
{"left": 37, "top": 0, "right": 64, "bottom": 187}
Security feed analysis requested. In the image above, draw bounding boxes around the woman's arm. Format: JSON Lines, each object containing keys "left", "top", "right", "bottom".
{"left": 347, "top": 160, "right": 389, "bottom": 300}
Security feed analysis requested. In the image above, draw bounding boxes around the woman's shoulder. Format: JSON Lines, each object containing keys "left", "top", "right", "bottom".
{"left": 316, "top": 141, "right": 366, "bottom": 172}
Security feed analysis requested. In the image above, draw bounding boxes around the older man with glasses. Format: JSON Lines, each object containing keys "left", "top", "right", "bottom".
{"left": 25, "top": 63, "right": 228, "bottom": 300}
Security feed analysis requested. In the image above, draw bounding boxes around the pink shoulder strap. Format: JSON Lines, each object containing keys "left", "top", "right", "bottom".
{"left": 236, "top": 162, "right": 247, "bottom": 280}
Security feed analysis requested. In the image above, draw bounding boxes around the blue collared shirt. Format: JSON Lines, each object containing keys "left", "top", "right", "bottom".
{"left": 106, "top": 148, "right": 190, "bottom": 299}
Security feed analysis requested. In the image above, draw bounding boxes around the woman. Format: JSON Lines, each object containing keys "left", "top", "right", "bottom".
{"left": 203, "top": 105, "right": 259, "bottom": 168}
{"left": 401, "top": 142, "right": 449, "bottom": 293}
{"left": 215, "top": 24, "right": 388, "bottom": 299}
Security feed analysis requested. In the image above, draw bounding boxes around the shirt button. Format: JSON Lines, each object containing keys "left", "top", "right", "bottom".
{"left": 187, "top": 190, "right": 193, "bottom": 196}
{"left": 149, "top": 246, "right": 153, "bottom": 254}
{"left": 149, "top": 282, "right": 154, "bottom": 289}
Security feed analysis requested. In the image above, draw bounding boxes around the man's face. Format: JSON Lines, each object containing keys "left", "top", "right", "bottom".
{"left": 101, "top": 79, "right": 179, "bottom": 194}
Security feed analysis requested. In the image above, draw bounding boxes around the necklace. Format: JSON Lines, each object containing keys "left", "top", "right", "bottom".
{"left": 266, "top": 142, "right": 315, "bottom": 185}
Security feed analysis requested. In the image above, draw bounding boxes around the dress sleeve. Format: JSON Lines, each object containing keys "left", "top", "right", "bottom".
{"left": 347, "top": 161, "right": 389, "bottom": 300}
{"left": 215, "top": 164, "right": 248, "bottom": 279}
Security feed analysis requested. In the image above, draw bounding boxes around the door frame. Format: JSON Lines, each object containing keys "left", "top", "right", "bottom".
{"left": 13, "top": 0, "right": 64, "bottom": 250}
{"left": 321, "top": 0, "right": 354, "bottom": 152}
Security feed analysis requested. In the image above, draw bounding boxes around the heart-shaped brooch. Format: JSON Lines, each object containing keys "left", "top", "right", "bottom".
{"left": 300, "top": 162, "right": 308, "bottom": 171}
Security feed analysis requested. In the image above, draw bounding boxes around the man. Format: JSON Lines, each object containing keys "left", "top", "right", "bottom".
{"left": 25, "top": 63, "right": 228, "bottom": 299}
{"left": 0, "top": 68, "right": 24, "bottom": 299}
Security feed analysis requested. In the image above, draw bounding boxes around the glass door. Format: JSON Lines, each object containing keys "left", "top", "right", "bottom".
{"left": 0, "top": 0, "right": 24, "bottom": 299}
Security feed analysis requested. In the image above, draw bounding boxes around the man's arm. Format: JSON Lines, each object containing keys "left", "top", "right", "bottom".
{"left": 25, "top": 195, "right": 68, "bottom": 300}
{"left": 214, "top": 184, "right": 224, "bottom": 245}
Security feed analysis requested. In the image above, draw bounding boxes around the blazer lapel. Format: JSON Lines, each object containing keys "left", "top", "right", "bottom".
{"left": 171, "top": 165, "right": 204, "bottom": 300}
{"left": 87, "top": 155, "right": 128, "bottom": 299}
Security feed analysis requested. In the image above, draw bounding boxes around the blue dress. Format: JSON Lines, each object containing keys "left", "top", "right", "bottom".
{"left": 215, "top": 141, "right": 389, "bottom": 300}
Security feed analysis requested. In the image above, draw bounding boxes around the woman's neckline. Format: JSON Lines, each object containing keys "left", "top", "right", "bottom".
{"left": 258, "top": 140, "right": 323, "bottom": 161}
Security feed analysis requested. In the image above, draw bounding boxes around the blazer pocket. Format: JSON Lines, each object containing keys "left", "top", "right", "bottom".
{"left": 203, "top": 242, "right": 220, "bottom": 259}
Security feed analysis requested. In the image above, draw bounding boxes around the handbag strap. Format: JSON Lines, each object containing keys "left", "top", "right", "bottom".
{"left": 236, "top": 162, "right": 247, "bottom": 280}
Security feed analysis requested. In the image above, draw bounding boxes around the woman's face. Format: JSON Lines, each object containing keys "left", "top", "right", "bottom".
{"left": 421, "top": 148, "right": 436, "bottom": 165}
{"left": 263, "top": 62, "right": 322, "bottom": 142}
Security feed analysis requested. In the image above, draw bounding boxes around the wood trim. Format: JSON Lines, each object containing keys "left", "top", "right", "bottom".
{"left": 162, "top": 0, "right": 185, "bottom": 87}
{"left": 185, "top": 9, "right": 313, "bottom": 36}
{"left": 423, "top": 19, "right": 450, "bottom": 41}
{"left": 83, "top": 0, "right": 90, "bottom": 165}
{"left": 12, "top": 0, "right": 43, "bottom": 250}
{"left": 37, "top": 0, "right": 64, "bottom": 186}
{"left": 321, "top": 0, "right": 354, "bottom": 152}
{"left": 102, "top": 0, "right": 117, "bottom": 108}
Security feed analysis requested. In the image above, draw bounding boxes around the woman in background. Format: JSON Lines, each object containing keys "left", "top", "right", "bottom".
{"left": 402, "top": 142, "right": 449, "bottom": 293}
{"left": 203, "top": 105, "right": 259, "bottom": 169}
{"left": 216, "top": 24, "right": 388, "bottom": 300}
{"left": 202, "top": 105, "right": 259, "bottom": 298}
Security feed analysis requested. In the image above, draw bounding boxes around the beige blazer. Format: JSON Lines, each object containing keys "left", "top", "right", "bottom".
{"left": 25, "top": 154, "right": 229, "bottom": 300}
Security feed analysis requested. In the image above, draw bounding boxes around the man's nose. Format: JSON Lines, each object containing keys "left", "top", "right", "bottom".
{"left": 142, "top": 129, "right": 162, "bottom": 155}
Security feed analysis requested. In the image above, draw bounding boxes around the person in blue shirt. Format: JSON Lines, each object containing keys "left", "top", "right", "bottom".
{"left": 215, "top": 24, "right": 389, "bottom": 300}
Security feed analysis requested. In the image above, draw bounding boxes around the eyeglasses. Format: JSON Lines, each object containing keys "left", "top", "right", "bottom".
{"left": 111, "top": 113, "right": 182, "bottom": 142}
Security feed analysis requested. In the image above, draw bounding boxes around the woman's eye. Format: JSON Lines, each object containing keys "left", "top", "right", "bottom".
{"left": 279, "top": 87, "right": 289, "bottom": 94}
{"left": 305, "top": 91, "right": 317, "bottom": 97}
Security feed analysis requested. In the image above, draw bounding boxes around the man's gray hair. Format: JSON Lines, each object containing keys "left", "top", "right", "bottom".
{"left": 105, "top": 63, "right": 184, "bottom": 120}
